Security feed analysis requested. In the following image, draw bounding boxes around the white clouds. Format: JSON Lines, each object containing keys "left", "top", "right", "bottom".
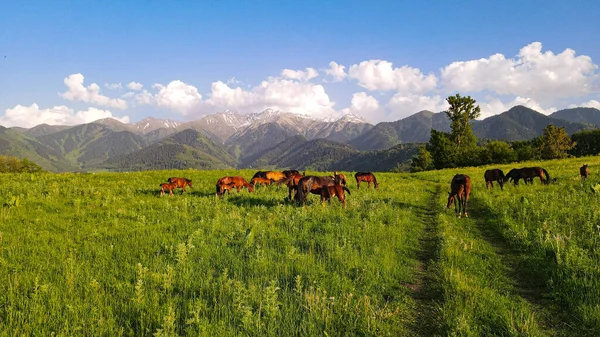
{"left": 570, "top": 100, "right": 600, "bottom": 110}
{"left": 126, "top": 81, "right": 143, "bottom": 91}
{"left": 339, "top": 92, "right": 383, "bottom": 123}
{"left": 207, "top": 78, "right": 336, "bottom": 118}
{"left": 281, "top": 68, "right": 319, "bottom": 81}
{"left": 0, "top": 104, "right": 129, "bottom": 128}
{"left": 104, "top": 82, "right": 122, "bottom": 90}
{"left": 154, "top": 80, "right": 203, "bottom": 114}
{"left": 386, "top": 94, "right": 449, "bottom": 120}
{"left": 324, "top": 61, "right": 347, "bottom": 82}
{"left": 60, "top": 74, "right": 128, "bottom": 109}
{"left": 478, "top": 96, "right": 556, "bottom": 119}
{"left": 348, "top": 60, "right": 438, "bottom": 93}
{"left": 441, "top": 42, "right": 598, "bottom": 103}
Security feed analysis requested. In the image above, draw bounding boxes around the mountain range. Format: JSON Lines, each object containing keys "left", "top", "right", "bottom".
{"left": 1, "top": 105, "right": 598, "bottom": 172}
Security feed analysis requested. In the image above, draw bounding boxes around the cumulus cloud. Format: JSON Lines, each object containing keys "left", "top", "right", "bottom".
{"left": 569, "top": 100, "right": 600, "bottom": 110}
{"left": 386, "top": 94, "right": 449, "bottom": 120}
{"left": 206, "top": 77, "right": 335, "bottom": 118}
{"left": 340, "top": 92, "right": 383, "bottom": 122}
{"left": 324, "top": 61, "right": 347, "bottom": 82}
{"left": 441, "top": 42, "right": 599, "bottom": 104}
{"left": 154, "top": 80, "right": 203, "bottom": 114}
{"left": 104, "top": 82, "right": 122, "bottom": 90}
{"left": 348, "top": 60, "right": 438, "bottom": 93}
{"left": 0, "top": 104, "right": 129, "bottom": 128}
{"left": 281, "top": 68, "right": 319, "bottom": 81}
{"left": 126, "top": 81, "right": 143, "bottom": 91}
{"left": 60, "top": 74, "right": 128, "bottom": 109}
{"left": 478, "top": 96, "right": 556, "bottom": 118}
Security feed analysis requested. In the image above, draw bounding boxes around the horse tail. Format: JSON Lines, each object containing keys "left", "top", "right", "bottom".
{"left": 343, "top": 186, "right": 351, "bottom": 195}
{"left": 543, "top": 168, "right": 550, "bottom": 184}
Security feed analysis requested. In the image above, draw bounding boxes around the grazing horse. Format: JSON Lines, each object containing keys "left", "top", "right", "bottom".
{"left": 580, "top": 164, "right": 590, "bottom": 179}
{"left": 355, "top": 172, "right": 379, "bottom": 189}
{"left": 275, "top": 173, "right": 304, "bottom": 200}
{"left": 484, "top": 169, "right": 505, "bottom": 190}
{"left": 251, "top": 171, "right": 268, "bottom": 181}
{"left": 167, "top": 177, "right": 193, "bottom": 194}
{"left": 251, "top": 177, "right": 272, "bottom": 188}
{"left": 333, "top": 171, "right": 347, "bottom": 186}
{"left": 266, "top": 171, "right": 287, "bottom": 182}
{"left": 504, "top": 167, "right": 550, "bottom": 186}
{"left": 318, "top": 185, "right": 351, "bottom": 209}
{"left": 447, "top": 174, "right": 471, "bottom": 218}
{"left": 216, "top": 176, "right": 254, "bottom": 198}
{"left": 282, "top": 170, "right": 300, "bottom": 178}
{"left": 159, "top": 182, "right": 178, "bottom": 197}
{"left": 296, "top": 175, "right": 336, "bottom": 206}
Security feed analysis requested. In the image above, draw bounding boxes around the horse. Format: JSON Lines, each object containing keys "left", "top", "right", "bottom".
{"left": 355, "top": 172, "right": 379, "bottom": 189}
{"left": 504, "top": 167, "right": 550, "bottom": 186}
{"left": 251, "top": 177, "right": 272, "bottom": 187}
{"left": 167, "top": 177, "right": 193, "bottom": 194}
{"left": 333, "top": 171, "right": 347, "bottom": 186}
{"left": 275, "top": 172, "right": 304, "bottom": 200}
{"left": 317, "top": 185, "right": 351, "bottom": 209}
{"left": 216, "top": 182, "right": 236, "bottom": 197}
{"left": 580, "top": 164, "right": 590, "bottom": 179}
{"left": 447, "top": 174, "right": 471, "bottom": 218}
{"left": 484, "top": 169, "right": 505, "bottom": 190}
{"left": 282, "top": 170, "right": 300, "bottom": 178}
{"left": 216, "top": 176, "right": 254, "bottom": 198}
{"left": 159, "top": 182, "right": 178, "bottom": 197}
{"left": 266, "top": 171, "right": 287, "bottom": 182}
{"left": 295, "top": 175, "right": 336, "bottom": 206}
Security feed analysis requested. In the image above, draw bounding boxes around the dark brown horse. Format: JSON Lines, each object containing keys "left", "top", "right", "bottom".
{"left": 282, "top": 170, "right": 300, "bottom": 178}
{"left": 167, "top": 177, "right": 193, "bottom": 193}
{"left": 504, "top": 167, "right": 550, "bottom": 185}
{"left": 484, "top": 169, "right": 505, "bottom": 190}
{"left": 296, "top": 175, "right": 336, "bottom": 206}
{"left": 159, "top": 182, "right": 178, "bottom": 197}
{"left": 317, "top": 185, "right": 351, "bottom": 209}
{"left": 447, "top": 174, "right": 471, "bottom": 218}
{"left": 216, "top": 176, "right": 254, "bottom": 198}
{"left": 355, "top": 172, "right": 378, "bottom": 189}
{"left": 275, "top": 172, "right": 304, "bottom": 200}
{"left": 580, "top": 164, "right": 590, "bottom": 179}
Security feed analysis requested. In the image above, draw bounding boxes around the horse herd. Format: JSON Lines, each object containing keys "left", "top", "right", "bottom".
{"left": 447, "top": 164, "right": 590, "bottom": 218}
{"left": 159, "top": 170, "right": 379, "bottom": 210}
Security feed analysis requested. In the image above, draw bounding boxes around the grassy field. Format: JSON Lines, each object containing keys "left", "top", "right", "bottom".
{"left": 1, "top": 157, "right": 600, "bottom": 336}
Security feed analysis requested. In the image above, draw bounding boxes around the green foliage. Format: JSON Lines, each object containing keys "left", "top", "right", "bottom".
{"left": 410, "top": 145, "right": 433, "bottom": 172}
{"left": 571, "top": 129, "right": 600, "bottom": 156}
{"left": 0, "top": 156, "right": 44, "bottom": 173}
{"left": 444, "top": 94, "right": 481, "bottom": 149}
{"left": 426, "top": 130, "right": 457, "bottom": 169}
{"left": 480, "top": 141, "right": 517, "bottom": 164}
{"left": 539, "top": 124, "right": 576, "bottom": 159}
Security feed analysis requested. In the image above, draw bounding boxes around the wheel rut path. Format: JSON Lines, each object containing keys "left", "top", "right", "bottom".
{"left": 407, "top": 183, "right": 444, "bottom": 336}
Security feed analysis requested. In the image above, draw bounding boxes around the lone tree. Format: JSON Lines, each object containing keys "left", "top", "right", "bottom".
{"left": 539, "top": 124, "right": 576, "bottom": 159}
{"left": 445, "top": 94, "right": 481, "bottom": 149}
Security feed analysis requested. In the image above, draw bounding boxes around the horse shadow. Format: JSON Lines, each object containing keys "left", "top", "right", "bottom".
{"left": 225, "top": 195, "right": 282, "bottom": 208}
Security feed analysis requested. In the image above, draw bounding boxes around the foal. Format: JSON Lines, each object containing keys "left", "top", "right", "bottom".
{"left": 447, "top": 174, "right": 471, "bottom": 218}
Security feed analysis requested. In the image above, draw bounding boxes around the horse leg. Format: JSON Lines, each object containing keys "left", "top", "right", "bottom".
{"left": 498, "top": 179, "right": 503, "bottom": 190}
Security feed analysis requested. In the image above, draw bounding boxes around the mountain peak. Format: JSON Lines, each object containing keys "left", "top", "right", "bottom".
{"left": 337, "top": 113, "right": 369, "bottom": 124}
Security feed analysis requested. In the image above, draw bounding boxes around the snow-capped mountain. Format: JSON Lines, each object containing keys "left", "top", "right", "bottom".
{"left": 132, "top": 117, "right": 182, "bottom": 134}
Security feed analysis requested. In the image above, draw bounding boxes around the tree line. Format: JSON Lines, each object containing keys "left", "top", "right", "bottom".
{"left": 411, "top": 94, "right": 597, "bottom": 172}
{"left": 0, "top": 156, "right": 44, "bottom": 173}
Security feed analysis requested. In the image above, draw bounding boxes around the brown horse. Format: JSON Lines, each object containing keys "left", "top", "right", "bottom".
{"left": 333, "top": 171, "right": 347, "bottom": 186}
{"left": 484, "top": 169, "right": 505, "bottom": 190}
{"left": 580, "top": 164, "right": 590, "bottom": 179}
{"left": 296, "top": 175, "right": 336, "bottom": 206}
{"left": 251, "top": 177, "right": 272, "bottom": 187}
{"left": 167, "top": 177, "right": 193, "bottom": 194}
{"left": 447, "top": 174, "right": 471, "bottom": 218}
{"left": 159, "top": 182, "right": 178, "bottom": 197}
{"left": 355, "top": 172, "right": 378, "bottom": 189}
{"left": 216, "top": 176, "right": 254, "bottom": 198}
{"left": 282, "top": 170, "right": 300, "bottom": 178}
{"left": 504, "top": 167, "right": 550, "bottom": 185}
{"left": 318, "top": 185, "right": 351, "bottom": 209}
{"left": 275, "top": 173, "right": 304, "bottom": 200}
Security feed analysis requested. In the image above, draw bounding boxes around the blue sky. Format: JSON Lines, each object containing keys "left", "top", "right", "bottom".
{"left": 1, "top": 0, "right": 599, "bottom": 127}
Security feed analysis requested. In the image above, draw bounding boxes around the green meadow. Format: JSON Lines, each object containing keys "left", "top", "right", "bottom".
{"left": 1, "top": 157, "right": 600, "bottom": 336}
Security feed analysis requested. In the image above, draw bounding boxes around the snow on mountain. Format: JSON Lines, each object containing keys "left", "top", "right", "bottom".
{"left": 132, "top": 117, "right": 182, "bottom": 134}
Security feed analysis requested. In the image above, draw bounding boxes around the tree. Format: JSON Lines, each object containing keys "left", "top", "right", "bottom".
{"left": 539, "top": 125, "right": 576, "bottom": 159}
{"left": 484, "top": 141, "right": 517, "bottom": 164}
{"left": 427, "top": 130, "right": 457, "bottom": 169}
{"left": 445, "top": 94, "right": 481, "bottom": 149}
{"left": 410, "top": 145, "right": 433, "bottom": 172}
